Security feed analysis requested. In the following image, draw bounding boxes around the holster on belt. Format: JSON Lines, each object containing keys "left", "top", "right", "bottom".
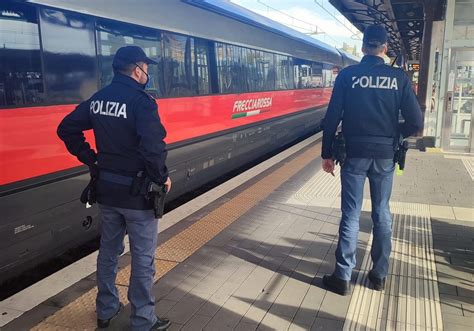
{"left": 332, "top": 132, "right": 346, "bottom": 166}
{"left": 147, "top": 182, "right": 167, "bottom": 219}
{"left": 130, "top": 171, "right": 167, "bottom": 218}
{"left": 394, "top": 138, "right": 409, "bottom": 171}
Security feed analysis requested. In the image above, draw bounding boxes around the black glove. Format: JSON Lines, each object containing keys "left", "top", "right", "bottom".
{"left": 80, "top": 165, "right": 98, "bottom": 206}
{"left": 89, "top": 164, "right": 99, "bottom": 179}
{"left": 80, "top": 179, "right": 96, "bottom": 205}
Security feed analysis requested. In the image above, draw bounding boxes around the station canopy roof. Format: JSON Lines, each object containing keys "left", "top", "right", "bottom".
{"left": 329, "top": 0, "right": 446, "bottom": 61}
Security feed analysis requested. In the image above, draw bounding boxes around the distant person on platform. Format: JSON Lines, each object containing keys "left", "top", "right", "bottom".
{"left": 57, "top": 46, "right": 171, "bottom": 330}
{"left": 321, "top": 25, "right": 423, "bottom": 295}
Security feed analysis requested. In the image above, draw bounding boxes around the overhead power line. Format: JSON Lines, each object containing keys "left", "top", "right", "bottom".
{"left": 256, "top": 0, "right": 340, "bottom": 46}
{"left": 313, "top": 0, "right": 362, "bottom": 40}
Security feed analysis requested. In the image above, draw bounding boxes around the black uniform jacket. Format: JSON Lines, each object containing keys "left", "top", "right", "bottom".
{"left": 57, "top": 73, "right": 168, "bottom": 209}
{"left": 322, "top": 55, "right": 423, "bottom": 159}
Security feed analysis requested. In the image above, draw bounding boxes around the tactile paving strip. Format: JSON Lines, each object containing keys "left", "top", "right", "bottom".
{"left": 30, "top": 285, "right": 129, "bottom": 331}
{"left": 443, "top": 155, "right": 474, "bottom": 181}
{"left": 115, "top": 259, "right": 178, "bottom": 286}
{"left": 344, "top": 201, "right": 443, "bottom": 331}
{"left": 31, "top": 143, "right": 321, "bottom": 330}
{"left": 461, "top": 158, "right": 474, "bottom": 181}
{"left": 292, "top": 166, "right": 341, "bottom": 201}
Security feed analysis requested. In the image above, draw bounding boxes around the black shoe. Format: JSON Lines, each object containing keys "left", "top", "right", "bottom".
{"left": 322, "top": 274, "right": 351, "bottom": 296}
{"left": 97, "top": 302, "right": 123, "bottom": 329}
{"left": 368, "top": 270, "right": 386, "bottom": 291}
{"left": 150, "top": 316, "right": 171, "bottom": 330}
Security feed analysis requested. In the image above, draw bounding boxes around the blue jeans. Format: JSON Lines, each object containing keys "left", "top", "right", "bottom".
{"left": 96, "top": 204, "right": 158, "bottom": 331}
{"left": 334, "top": 158, "right": 395, "bottom": 281}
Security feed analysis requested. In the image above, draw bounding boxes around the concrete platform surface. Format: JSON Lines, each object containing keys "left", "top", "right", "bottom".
{"left": 2, "top": 142, "right": 473, "bottom": 331}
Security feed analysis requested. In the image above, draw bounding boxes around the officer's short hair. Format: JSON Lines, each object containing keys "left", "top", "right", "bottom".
{"left": 362, "top": 43, "right": 386, "bottom": 56}
{"left": 114, "top": 61, "right": 146, "bottom": 76}
{"left": 115, "top": 63, "right": 137, "bottom": 76}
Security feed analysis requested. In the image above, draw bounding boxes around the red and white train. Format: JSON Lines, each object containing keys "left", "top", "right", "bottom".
{"left": 0, "top": 0, "right": 358, "bottom": 283}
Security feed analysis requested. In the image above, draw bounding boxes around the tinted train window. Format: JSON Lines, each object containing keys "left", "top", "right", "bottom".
{"left": 294, "top": 59, "right": 309, "bottom": 89}
{"left": 194, "top": 38, "right": 211, "bottom": 95}
{"left": 287, "top": 57, "right": 295, "bottom": 89}
{"left": 216, "top": 43, "right": 245, "bottom": 94}
{"left": 0, "top": 2, "right": 44, "bottom": 107}
{"left": 255, "top": 50, "right": 275, "bottom": 92}
{"left": 332, "top": 66, "right": 340, "bottom": 85}
{"left": 294, "top": 59, "right": 324, "bottom": 89}
{"left": 275, "top": 54, "right": 292, "bottom": 90}
{"left": 162, "top": 33, "right": 197, "bottom": 97}
{"left": 39, "top": 8, "right": 98, "bottom": 103}
{"left": 262, "top": 52, "right": 276, "bottom": 91}
{"left": 96, "top": 20, "right": 164, "bottom": 97}
{"left": 311, "top": 62, "right": 324, "bottom": 87}
{"left": 247, "top": 50, "right": 276, "bottom": 92}
{"left": 244, "top": 49, "right": 257, "bottom": 92}
{"left": 322, "top": 63, "right": 337, "bottom": 87}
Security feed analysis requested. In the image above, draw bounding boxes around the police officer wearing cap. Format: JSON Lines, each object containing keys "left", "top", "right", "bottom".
{"left": 57, "top": 46, "right": 171, "bottom": 330}
{"left": 321, "top": 25, "right": 423, "bottom": 295}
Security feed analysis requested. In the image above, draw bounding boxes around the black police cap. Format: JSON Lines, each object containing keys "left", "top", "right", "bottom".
{"left": 112, "top": 46, "right": 157, "bottom": 70}
{"left": 363, "top": 25, "right": 388, "bottom": 47}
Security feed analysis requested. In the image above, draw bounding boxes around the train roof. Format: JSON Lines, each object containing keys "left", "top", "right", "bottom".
{"left": 184, "top": 0, "right": 340, "bottom": 57}
{"left": 338, "top": 50, "right": 360, "bottom": 66}
{"left": 26, "top": 0, "right": 344, "bottom": 65}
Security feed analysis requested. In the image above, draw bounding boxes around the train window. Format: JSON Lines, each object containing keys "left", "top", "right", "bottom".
{"left": 208, "top": 43, "right": 219, "bottom": 94}
{"left": 294, "top": 59, "right": 324, "bottom": 89}
{"left": 216, "top": 43, "right": 245, "bottom": 94}
{"left": 238, "top": 47, "right": 249, "bottom": 93}
{"left": 328, "top": 65, "right": 340, "bottom": 87}
{"left": 287, "top": 57, "right": 295, "bottom": 90}
{"left": 245, "top": 49, "right": 258, "bottom": 92}
{"left": 332, "top": 66, "right": 340, "bottom": 83}
{"left": 39, "top": 8, "right": 98, "bottom": 103}
{"left": 275, "top": 54, "right": 292, "bottom": 90}
{"left": 311, "top": 62, "right": 324, "bottom": 88}
{"left": 163, "top": 33, "right": 197, "bottom": 97}
{"left": 216, "top": 44, "right": 293, "bottom": 93}
{"left": 252, "top": 50, "right": 275, "bottom": 92}
{"left": 322, "top": 63, "right": 335, "bottom": 87}
{"left": 263, "top": 52, "right": 276, "bottom": 91}
{"left": 0, "top": 1, "right": 44, "bottom": 107}
{"left": 96, "top": 20, "right": 164, "bottom": 97}
{"left": 194, "top": 38, "right": 211, "bottom": 95}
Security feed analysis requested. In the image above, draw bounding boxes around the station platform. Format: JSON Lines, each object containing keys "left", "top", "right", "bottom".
{"left": 1, "top": 134, "right": 472, "bottom": 331}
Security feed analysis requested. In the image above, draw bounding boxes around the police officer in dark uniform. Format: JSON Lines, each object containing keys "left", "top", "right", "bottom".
{"left": 57, "top": 46, "right": 171, "bottom": 330}
{"left": 321, "top": 25, "right": 423, "bottom": 295}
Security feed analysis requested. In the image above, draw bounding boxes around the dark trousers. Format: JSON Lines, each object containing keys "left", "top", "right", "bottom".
{"left": 96, "top": 204, "right": 158, "bottom": 331}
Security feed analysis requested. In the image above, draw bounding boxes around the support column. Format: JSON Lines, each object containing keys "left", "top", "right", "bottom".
{"left": 417, "top": 0, "right": 436, "bottom": 116}
{"left": 436, "top": 0, "right": 454, "bottom": 148}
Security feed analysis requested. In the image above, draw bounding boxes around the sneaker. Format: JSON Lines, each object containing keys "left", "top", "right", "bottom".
{"left": 150, "top": 316, "right": 171, "bottom": 330}
{"left": 97, "top": 302, "right": 123, "bottom": 329}
{"left": 368, "top": 270, "right": 386, "bottom": 291}
{"left": 322, "top": 274, "right": 351, "bottom": 296}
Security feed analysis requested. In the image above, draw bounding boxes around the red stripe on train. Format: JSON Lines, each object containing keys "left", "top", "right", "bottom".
{"left": 0, "top": 88, "right": 331, "bottom": 185}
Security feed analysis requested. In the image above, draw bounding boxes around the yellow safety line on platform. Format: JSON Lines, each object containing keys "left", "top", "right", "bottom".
{"left": 426, "top": 148, "right": 443, "bottom": 153}
{"left": 31, "top": 143, "right": 321, "bottom": 330}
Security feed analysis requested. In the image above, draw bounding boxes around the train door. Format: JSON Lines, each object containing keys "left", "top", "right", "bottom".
{"left": 442, "top": 49, "right": 474, "bottom": 152}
